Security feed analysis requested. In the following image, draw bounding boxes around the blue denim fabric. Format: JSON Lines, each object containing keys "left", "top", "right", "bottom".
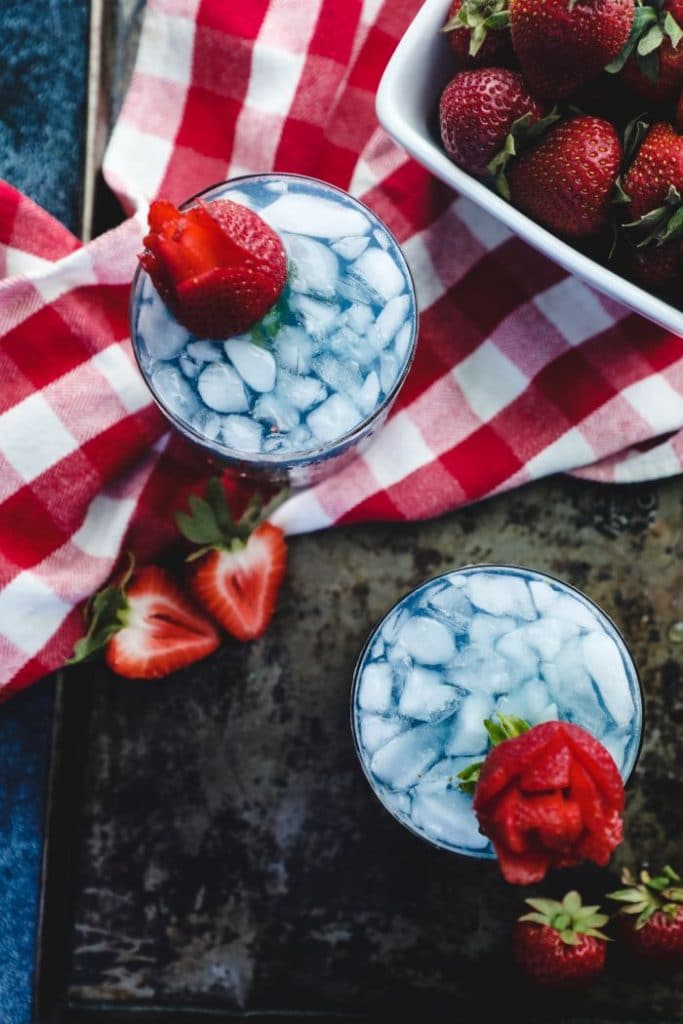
{"left": 0, "top": 2, "right": 88, "bottom": 1021}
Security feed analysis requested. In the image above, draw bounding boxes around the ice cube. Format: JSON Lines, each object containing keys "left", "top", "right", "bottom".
{"left": 445, "top": 691, "right": 494, "bottom": 756}
{"left": 220, "top": 415, "right": 264, "bottom": 452}
{"left": 179, "top": 352, "right": 202, "bottom": 379}
{"left": 415, "top": 755, "right": 474, "bottom": 793}
{"left": 467, "top": 573, "right": 536, "bottom": 620}
{"left": 370, "top": 638, "right": 385, "bottom": 659}
{"left": 501, "top": 677, "right": 551, "bottom": 722}
{"left": 253, "top": 393, "right": 300, "bottom": 432}
{"left": 277, "top": 370, "right": 327, "bottom": 411}
{"left": 497, "top": 629, "right": 539, "bottom": 685}
{"left": 197, "top": 363, "right": 248, "bottom": 413}
{"left": 314, "top": 354, "right": 364, "bottom": 398}
{"left": 581, "top": 632, "right": 633, "bottom": 727}
{"left": 192, "top": 409, "right": 222, "bottom": 441}
{"left": 381, "top": 789, "right": 411, "bottom": 817}
{"left": 519, "top": 618, "right": 580, "bottom": 661}
{"left": 373, "top": 227, "right": 390, "bottom": 250}
{"left": 375, "top": 294, "right": 411, "bottom": 347}
{"left": 351, "top": 247, "right": 405, "bottom": 301}
{"left": 262, "top": 193, "right": 371, "bottom": 237}
{"left": 553, "top": 642, "right": 605, "bottom": 735}
{"left": 290, "top": 293, "right": 340, "bottom": 337}
{"left": 411, "top": 788, "right": 489, "bottom": 850}
{"left": 370, "top": 722, "right": 445, "bottom": 791}
{"left": 599, "top": 729, "right": 630, "bottom": 771}
{"left": 221, "top": 415, "right": 263, "bottom": 452}
{"left": 186, "top": 340, "right": 224, "bottom": 362}
{"left": 286, "top": 424, "right": 314, "bottom": 450}
{"left": 307, "top": 393, "right": 362, "bottom": 442}
{"left": 529, "top": 579, "right": 557, "bottom": 614}
{"left": 546, "top": 593, "right": 601, "bottom": 630}
{"left": 275, "top": 326, "right": 314, "bottom": 374}
{"left": 469, "top": 614, "right": 516, "bottom": 650}
{"left": 225, "top": 338, "right": 276, "bottom": 392}
{"left": 448, "top": 651, "right": 512, "bottom": 695}
{"left": 137, "top": 297, "right": 187, "bottom": 360}
{"left": 395, "top": 321, "right": 413, "bottom": 363}
{"left": 379, "top": 352, "right": 400, "bottom": 393}
{"left": 328, "top": 326, "right": 376, "bottom": 368}
{"left": 151, "top": 364, "right": 199, "bottom": 419}
{"left": 224, "top": 188, "right": 255, "bottom": 206}
{"left": 358, "top": 662, "right": 394, "bottom": 713}
{"left": 357, "top": 371, "right": 381, "bottom": 414}
{"left": 345, "top": 303, "right": 374, "bottom": 333}
{"left": 397, "top": 615, "right": 456, "bottom": 665}
{"left": 426, "top": 585, "right": 472, "bottom": 634}
{"left": 398, "top": 666, "right": 464, "bottom": 723}
{"left": 284, "top": 233, "right": 339, "bottom": 298}
{"left": 381, "top": 605, "right": 411, "bottom": 644}
{"left": 337, "top": 275, "right": 377, "bottom": 305}
{"left": 262, "top": 433, "right": 290, "bottom": 454}
{"left": 358, "top": 713, "right": 405, "bottom": 755}
{"left": 332, "top": 235, "right": 370, "bottom": 260}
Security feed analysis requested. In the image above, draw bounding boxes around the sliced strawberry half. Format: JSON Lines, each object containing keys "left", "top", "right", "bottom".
{"left": 176, "top": 479, "right": 288, "bottom": 641}
{"left": 69, "top": 560, "right": 220, "bottom": 679}
{"left": 139, "top": 198, "right": 287, "bottom": 339}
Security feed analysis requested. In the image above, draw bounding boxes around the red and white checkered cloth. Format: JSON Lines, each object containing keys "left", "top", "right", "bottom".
{"left": 0, "top": 0, "right": 682, "bottom": 698}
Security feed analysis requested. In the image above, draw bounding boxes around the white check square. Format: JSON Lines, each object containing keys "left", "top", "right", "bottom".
{"left": 136, "top": 9, "right": 195, "bottom": 86}
{"left": 245, "top": 44, "right": 304, "bottom": 117}
{"left": 452, "top": 340, "right": 529, "bottom": 422}
{"left": 363, "top": 412, "right": 434, "bottom": 489}
{"left": 72, "top": 494, "right": 137, "bottom": 559}
{"left": 0, "top": 572, "right": 71, "bottom": 656}
{"left": 92, "top": 345, "right": 151, "bottom": 414}
{"left": 0, "top": 393, "right": 79, "bottom": 481}
{"left": 622, "top": 375, "right": 683, "bottom": 434}
{"left": 534, "top": 279, "right": 615, "bottom": 347}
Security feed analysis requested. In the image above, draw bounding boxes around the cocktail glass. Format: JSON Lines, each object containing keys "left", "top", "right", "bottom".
{"left": 351, "top": 564, "right": 643, "bottom": 858}
{"left": 130, "top": 173, "right": 418, "bottom": 487}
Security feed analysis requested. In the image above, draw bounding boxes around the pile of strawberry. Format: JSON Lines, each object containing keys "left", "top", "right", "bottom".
{"left": 70, "top": 479, "right": 287, "bottom": 679}
{"left": 438, "top": 0, "right": 683, "bottom": 292}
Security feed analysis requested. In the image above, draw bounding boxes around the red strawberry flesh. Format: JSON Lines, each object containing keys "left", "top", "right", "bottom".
{"left": 139, "top": 198, "right": 287, "bottom": 339}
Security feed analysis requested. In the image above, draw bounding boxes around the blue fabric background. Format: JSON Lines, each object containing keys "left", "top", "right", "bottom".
{"left": 0, "top": 2, "right": 89, "bottom": 1021}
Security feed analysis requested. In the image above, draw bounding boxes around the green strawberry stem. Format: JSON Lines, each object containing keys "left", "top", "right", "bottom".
{"left": 442, "top": 0, "right": 510, "bottom": 58}
{"left": 457, "top": 712, "right": 530, "bottom": 794}
{"left": 175, "top": 478, "right": 288, "bottom": 561}
{"left": 67, "top": 553, "right": 135, "bottom": 664}
{"left": 606, "top": 1, "right": 683, "bottom": 79}
{"left": 489, "top": 110, "right": 561, "bottom": 199}
{"left": 607, "top": 865, "right": 683, "bottom": 929}
{"left": 520, "top": 891, "right": 611, "bottom": 945}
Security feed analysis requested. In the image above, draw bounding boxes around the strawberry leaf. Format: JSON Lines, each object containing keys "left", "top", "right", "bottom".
{"left": 638, "top": 23, "right": 664, "bottom": 55}
{"left": 606, "top": 5, "right": 658, "bottom": 72}
{"left": 176, "top": 494, "right": 224, "bottom": 545}
{"left": 664, "top": 10, "right": 683, "bottom": 47}
{"left": 67, "top": 557, "right": 134, "bottom": 665}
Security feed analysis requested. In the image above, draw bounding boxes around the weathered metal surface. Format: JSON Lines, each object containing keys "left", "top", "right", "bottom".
{"left": 61, "top": 474, "right": 683, "bottom": 1019}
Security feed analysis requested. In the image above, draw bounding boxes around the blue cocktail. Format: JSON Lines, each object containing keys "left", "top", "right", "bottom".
{"left": 130, "top": 174, "right": 417, "bottom": 486}
{"left": 351, "top": 565, "right": 643, "bottom": 858}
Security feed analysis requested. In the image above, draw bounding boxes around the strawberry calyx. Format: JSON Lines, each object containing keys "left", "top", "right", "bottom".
{"left": 67, "top": 554, "right": 136, "bottom": 663}
{"left": 457, "top": 711, "right": 530, "bottom": 794}
{"left": 519, "top": 891, "right": 611, "bottom": 946}
{"left": 607, "top": 0, "right": 683, "bottom": 80}
{"left": 489, "top": 110, "right": 561, "bottom": 198}
{"left": 175, "top": 477, "right": 288, "bottom": 562}
{"left": 607, "top": 866, "right": 683, "bottom": 929}
{"left": 623, "top": 183, "right": 683, "bottom": 247}
{"left": 442, "top": 0, "right": 510, "bottom": 57}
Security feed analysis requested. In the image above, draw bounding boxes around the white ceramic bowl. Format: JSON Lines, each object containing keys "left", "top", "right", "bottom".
{"left": 376, "top": 0, "right": 683, "bottom": 338}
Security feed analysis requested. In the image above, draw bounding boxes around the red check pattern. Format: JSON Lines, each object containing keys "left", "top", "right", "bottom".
{"left": 0, "top": 0, "right": 682, "bottom": 697}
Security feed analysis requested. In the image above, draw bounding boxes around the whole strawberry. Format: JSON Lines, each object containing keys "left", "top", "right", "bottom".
{"left": 139, "top": 198, "right": 287, "bottom": 339}
{"left": 608, "top": 866, "right": 683, "bottom": 966}
{"left": 439, "top": 68, "right": 544, "bottom": 176}
{"left": 619, "top": 121, "right": 683, "bottom": 287}
{"left": 507, "top": 116, "right": 622, "bottom": 237}
{"left": 442, "top": 0, "right": 513, "bottom": 67}
{"left": 509, "top": 0, "right": 635, "bottom": 99}
{"left": 619, "top": 0, "right": 683, "bottom": 102}
{"left": 513, "top": 891, "right": 610, "bottom": 989}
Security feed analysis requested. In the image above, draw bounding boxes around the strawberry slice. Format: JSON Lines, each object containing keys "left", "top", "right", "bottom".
{"left": 139, "top": 198, "right": 287, "bottom": 339}
{"left": 176, "top": 479, "right": 288, "bottom": 641}
{"left": 69, "top": 561, "right": 220, "bottom": 679}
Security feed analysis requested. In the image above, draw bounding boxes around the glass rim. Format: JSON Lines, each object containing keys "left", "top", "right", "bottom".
{"left": 128, "top": 172, "right": 419, "bottom": 467}
{"left": 349, "top": 562, "right": 645, "bottom": 857}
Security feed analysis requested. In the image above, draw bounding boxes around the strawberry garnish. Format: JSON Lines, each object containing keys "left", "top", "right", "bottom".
{"left": 139, "top": 198, "right": 287, "bottom": 339}
{"left": 608, "top": 865, "right": 683, "bottom": 965}
{"left": 176, "top": 479, "right": 288, "bottom": 642}
{"left": 513, "top": 891, "right": 610, "bottom": 989}
{"left": 469, "top": 719, "right": 625, "bottom": 884}
{"left": 608, "top": 0, "right": 683, "bottom": 102}
{"left": 69, "top": 558, "right": 220, "bottom": 679}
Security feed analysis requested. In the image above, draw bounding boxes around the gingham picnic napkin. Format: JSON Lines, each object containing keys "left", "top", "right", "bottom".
{"left": 0, "top": 0, "right": 682, "bottom": 698}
